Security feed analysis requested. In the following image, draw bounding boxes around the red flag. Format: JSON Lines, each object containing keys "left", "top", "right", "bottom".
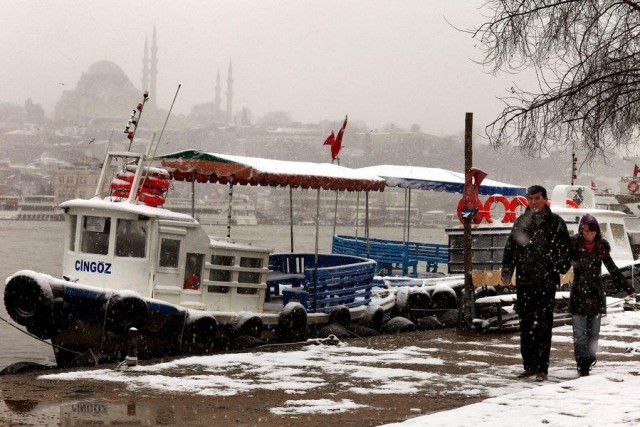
{"left": 591, "top": 180, "right": 598, "bottom": 190}
{"left": 323, "top": 115, "right": 348, "bottom": 162}
{"left": 634, "top": 164, "right": 640, "bottom": 177}
{"left": 323, "top": 131, "right": 335, "bottom": 146}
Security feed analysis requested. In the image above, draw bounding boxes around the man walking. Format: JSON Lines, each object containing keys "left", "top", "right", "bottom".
{"left": 501, "top": 185, "right": 572, "bottom": 381}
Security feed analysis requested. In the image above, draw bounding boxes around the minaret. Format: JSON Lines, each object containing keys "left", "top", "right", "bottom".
{"left": 141, "top": 38, "right": 149, "bottom": 93}
{"left": 150, "top": 26, "right": 158, "bottom": 109}
{"left": 214, "top": 68, "right": 221, "bottom": 113}
{"left": 226, "top": 60, "right": 233, "bottom": 123}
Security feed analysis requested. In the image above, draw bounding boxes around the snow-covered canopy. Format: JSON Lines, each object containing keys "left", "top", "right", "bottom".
{"left": 358, "top": 165, "right": 526, "bottom": 196}
{"left": 157, "top": 150, "right": 386, "bottom": 192}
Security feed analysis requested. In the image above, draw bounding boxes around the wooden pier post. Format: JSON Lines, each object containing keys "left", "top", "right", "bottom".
{"left": 459, "top": 112, "right": 476, "bottom": 331}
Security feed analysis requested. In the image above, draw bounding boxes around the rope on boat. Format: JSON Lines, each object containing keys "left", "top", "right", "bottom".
{"left": 0, "top": 314, "right": 82, "bottom": 355}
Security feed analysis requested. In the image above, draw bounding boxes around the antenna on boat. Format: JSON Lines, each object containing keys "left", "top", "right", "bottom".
{"left": 126, "top": 91, "right": 149, "bottom": 152}
{"left": 153, "top": 83, "right": 181, "bottom": 156}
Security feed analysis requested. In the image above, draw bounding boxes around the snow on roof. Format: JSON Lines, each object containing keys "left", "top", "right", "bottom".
{"left": 157, "top": 149, "right": 386, "bottom": 192}
{"left": 60, "top": 197, "right": 197, "bottom": 222}
{"left": 357, "top": 165, "right": 526, "bottom": 196}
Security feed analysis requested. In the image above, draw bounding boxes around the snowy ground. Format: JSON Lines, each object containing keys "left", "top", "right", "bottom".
{"left": 33, "top": 310, "right": 640, "bottom": 425}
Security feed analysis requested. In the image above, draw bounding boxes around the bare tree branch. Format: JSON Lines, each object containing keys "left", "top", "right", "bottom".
{"left": 475, "top": 0, "right": 640, "bottom": 162}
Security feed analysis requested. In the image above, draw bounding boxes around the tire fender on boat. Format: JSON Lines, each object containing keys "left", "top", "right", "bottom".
{"left": 328, "top": 305, "right": 351, "bottom": 328}
{"left": 4, "top": 274, "right": 59, "bottom": 339}
{"left": 104, "top": 293, "right": 148, "bottom": 334}
{"left": 181, "top": 312, "right": 218, "bottom": 352}
{"left": 359, "top": 305, "right": 384, "bottom": 331}
{"left": 229, "top": 313, "right": 263, "bottom": 339}
{"left": 430, "top": 287, "right": 458, "bottom": 310}
{"left": 276, "top": 302, "right": 308, "bottom": 343}
{"left": 380, "top": 316, "right": 417, "bottom": 334}
{"left": 475, "top": 285, "right": 498, "bottom": 299}
{"left": 406, "top": 290, "right": 432, "bottom": 322}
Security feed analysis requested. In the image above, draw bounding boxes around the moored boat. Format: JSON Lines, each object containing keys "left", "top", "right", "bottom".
{"left": 2, "top": 96, "right": 409, "bottom": 371}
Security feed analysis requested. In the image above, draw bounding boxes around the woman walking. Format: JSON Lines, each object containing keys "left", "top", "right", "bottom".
{"left": 570, "top": 214, "right": 634, "bottom": 376}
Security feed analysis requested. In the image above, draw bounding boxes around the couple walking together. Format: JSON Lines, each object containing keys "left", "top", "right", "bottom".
{"left": 500, "top": 185, "right": 634, "bottom": 381}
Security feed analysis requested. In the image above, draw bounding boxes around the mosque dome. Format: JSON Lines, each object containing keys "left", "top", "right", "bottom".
{"left": 87, "top": 60, "right": 128, "bottom": 77}
{"left": 54, "top": 60, "right": 141, "bottom": 124}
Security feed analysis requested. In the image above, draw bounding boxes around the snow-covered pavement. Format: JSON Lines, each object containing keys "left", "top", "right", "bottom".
{"left": 37, "top": 310, "right": 640, "bottom": 425}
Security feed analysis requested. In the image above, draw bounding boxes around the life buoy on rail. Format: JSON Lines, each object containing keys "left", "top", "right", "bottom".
{"left": 566, "top": 199, "right": 579, "bottom": 208}
{"left": 504, "top": 196, "right": 528, "bottom": 223}
{"left": 456, "top": 197, "right": 484, "bottom": 224}
{"left": 116, "top": 172, "right": 170, "bottom": 191}
{"left": 137, "top": 192, "right": 166, "bottom": 207}
{"left": 628, "top": 180, "right": 639, "bottom": 193}
{"left": 482, "top": 195, "right": 511, "bottom": 224}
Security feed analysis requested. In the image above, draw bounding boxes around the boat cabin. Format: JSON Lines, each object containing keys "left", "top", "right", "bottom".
{"left": 60, "top": 199, "right": 271, "bottom": 314}
{"left": 60, "top": 147, "right": 272, "bottom": 315}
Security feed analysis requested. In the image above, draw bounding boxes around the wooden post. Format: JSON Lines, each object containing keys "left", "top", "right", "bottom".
{"left": 459, "top": 112, "right": 476, "bottom": 331}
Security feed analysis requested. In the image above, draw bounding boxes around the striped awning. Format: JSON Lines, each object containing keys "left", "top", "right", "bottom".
{"left": 156, "top": 150, "right": 386, "bottom": 192}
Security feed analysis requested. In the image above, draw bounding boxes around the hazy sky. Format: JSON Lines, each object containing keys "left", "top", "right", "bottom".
{"left": 1, "top": 0, "right": 524, "bottom": 136}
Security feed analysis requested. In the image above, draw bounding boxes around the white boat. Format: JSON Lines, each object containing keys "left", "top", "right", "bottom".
{"left": 0, "top": 194, "right": 64, "bottom": 221}
{"left": 3, "top": 97, "right": 409, "bottom": 370}
{"left": 0, "top": 195, "right": 20, "bottom": 220}
{"left": 332, "top": 165, "right": 640, "bottom": 331}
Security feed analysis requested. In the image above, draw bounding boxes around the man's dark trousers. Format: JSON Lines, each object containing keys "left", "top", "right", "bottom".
{"left": 516, "top": 285, "right": 556, "bottom": 374}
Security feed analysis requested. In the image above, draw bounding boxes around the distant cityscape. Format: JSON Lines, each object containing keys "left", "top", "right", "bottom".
{"left": 0, "top": 29, "right": 632, "bottom": 226}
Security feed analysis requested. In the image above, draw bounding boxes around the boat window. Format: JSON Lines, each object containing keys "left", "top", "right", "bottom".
{"left": 115, "top": 219, "right": 147, "bottom": 258}
{"left": 211, "top": 255, "right": 235, "bottom": 266}
{"left": 238, "top": 271, "right": 261, "bottom": 284}
{"left": 159, "top": 238, "right": 180, "bottom": 268}
{"left": 81, "top": 216, "right": 111, "bottom": 255}
{"left": 240, "top": 257, "right": 262, "bottom": 268}
{"left": 209, "top": 269, "right": 231, "bottom": 282}
{"left": 237, "top": 287, "right": 258, "bottom": 295}
{"left": 609, "top": 223, "right": 628, "bottom": 247}
{"left": 68, "top": 215, "right": 77, "bottom": 251}
{"left": 207, "top": 285, "right": 229, "bottom": 293}
{"left": 183, "top": 253, "right": 204, "bottom": 290}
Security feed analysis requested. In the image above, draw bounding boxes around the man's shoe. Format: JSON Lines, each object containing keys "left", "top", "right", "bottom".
{"left": 517, "top": 369, "right": 536, "bottom": 378}
{"left": 535, "top": 372, "right": 548, "bottom": 382}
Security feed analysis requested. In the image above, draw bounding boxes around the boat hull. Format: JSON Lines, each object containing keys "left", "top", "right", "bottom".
{"left": 3, "top": 270, "right": 408, "bottom": 369}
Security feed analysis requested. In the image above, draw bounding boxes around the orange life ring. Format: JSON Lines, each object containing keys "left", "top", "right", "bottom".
{"left": 457, "top": 197, "right": 484, "bottom": 225}
{"left": 566, "top": 199, "right": 579, "bottom": 208}
{"left": 628, "top": 181, "right": 639, "bottom": 193}
{"left": 482, "top": 195, "right": 511, "bottom": 224}
{"left": 138, "top": 192, "right": 166, "bottom": 207}
{"left": 504, "top": 196, "right": 527, "bottom": 223}
{"left": 116, "top": 172, "right": 170, "bottom": 191}
{"left": 110, "top": 179, "right": 167, "bottom": 196}
{"left": 126, "top": 164, "right": 170, "bottom": 179}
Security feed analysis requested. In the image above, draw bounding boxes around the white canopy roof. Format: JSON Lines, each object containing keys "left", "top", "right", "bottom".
{"left": 357, "top": 165, "right": 526, "bottom": 196}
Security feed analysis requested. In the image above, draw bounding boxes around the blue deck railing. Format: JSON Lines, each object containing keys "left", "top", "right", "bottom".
{"left": 331, "top": 235, "right": 448, "bottom": 277}
{"left": 267, "top": 253, "right": 377, "bottom": 313}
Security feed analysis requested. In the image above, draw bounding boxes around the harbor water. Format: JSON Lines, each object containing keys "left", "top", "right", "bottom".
{"left": 0, "top": 220, "right": 446, "bottom": 371}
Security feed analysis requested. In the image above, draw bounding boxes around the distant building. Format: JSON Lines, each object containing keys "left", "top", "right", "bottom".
{"left": 54, "top": 166, "right": 100, "bottom": 205}
{"left": 54, "top": 60, "right": 140, "bottom": 125}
